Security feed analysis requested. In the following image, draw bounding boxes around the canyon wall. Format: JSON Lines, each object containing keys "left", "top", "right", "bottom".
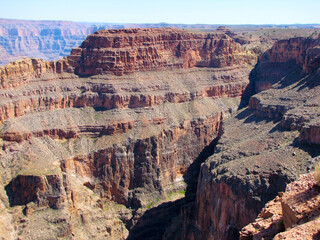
{"left": 0, "top": 19, "right": 111, "bottom": 66}
{"left": 252, "top": 35, "right": 320, "bottom": 93}
{"left": 240, "top": 171, "right": 320, "bottom": 240}
{"left": 186, "top": 34, "right": 320, "bottom": 240}
{"left": 0, "top": 27, "right": 254, "bottom": 239}
{"left": 1, "top": 26, "right": 319, "bottom": 240}
{"left": 67, "top": 28, "right": 251, "bottom": 76}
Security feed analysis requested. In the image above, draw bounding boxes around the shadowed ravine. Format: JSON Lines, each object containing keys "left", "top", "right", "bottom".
{"left": 0, "top": 27, "right": 320, "bottom": 240}
{"left": 127, "top": 133, "right": 222, "bottom": 240}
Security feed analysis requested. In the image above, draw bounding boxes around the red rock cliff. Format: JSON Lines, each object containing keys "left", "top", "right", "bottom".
{"left": 0, "top": 58, "right": 73, "bottom": 89}
{"left": 0, "top": 27, "right": 253, "bottom": 239}
{"left": 68, "top": 28, "right": 249, "bottom": 76}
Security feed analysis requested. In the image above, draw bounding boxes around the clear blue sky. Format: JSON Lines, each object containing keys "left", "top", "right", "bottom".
{"left": 1, "top": 0, "right": 319, "bottom": 24}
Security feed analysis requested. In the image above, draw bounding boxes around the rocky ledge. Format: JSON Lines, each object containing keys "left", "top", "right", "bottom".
{"left": 0, "top": 27, "right": 319, "bottom": 240}
{"left": 240, "top": 171, "right": 320, "bottom": 240}
{"left": 179, "top": 34, "right": 320, "bottom": 240}
{"left": 67, "top": 28, "right": 253, "bottom": 76}
{"left": 0, "top": 27, "right": 255, "bottom": 239}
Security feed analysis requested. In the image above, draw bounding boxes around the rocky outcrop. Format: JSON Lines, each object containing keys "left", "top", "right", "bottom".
{"left": 240, "top": 172, "right": 320, "bottom": 240}
{"left": 247, "top": 35, "right": 320, "bottom": 147}
{"left": 184, "top": 35, "right": 320, "bottom": 240}
{"left": 188, "top": 107, "right": 305, "bottom": 240}
{"left": 5, "top": 174, "right": 64, "bottom": 209}
{"left": 68, "top": 28, "right": 251, "bottom": 76}
{"left": 0, "top": 58, "right": 74, "bottom": 89}
{"left": 253, "top": 36, "right": 320, "bottom": 93}
{"left": 258, "top": 36, "right": 320, "bottom": 69}
{"left": 0, "top": 27, "right": 255, "bottom": 240}
{"left": 62, "top": 112, "right": 223, "bottom": 207}
{"left": 0, "top": 65, "right": 250, "bottom": 122}
{"left": 2, "top": 27, "right": 319, "bottom": 240}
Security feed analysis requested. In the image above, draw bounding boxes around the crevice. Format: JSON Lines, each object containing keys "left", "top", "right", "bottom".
{"left": 126, "top": 119, "right": 224, "bottom": 240}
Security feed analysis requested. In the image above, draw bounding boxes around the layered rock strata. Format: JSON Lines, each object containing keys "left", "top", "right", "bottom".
{"left": 240, "top": 171, "right": 320, "bottom": 240}
{"left": 183, "top": 35, "right": 320, "bottom": 240}
{"left": 2, "top": 28, "right": 319, "bottom": 240}
{"left": 249, "top": 35, "right": 320, "bottom": 145}
{"left": 67, "top": 28, "right": 252, "bottom": 76}
{"left": 0, "top": 27, "right": 253, "bottom": 239}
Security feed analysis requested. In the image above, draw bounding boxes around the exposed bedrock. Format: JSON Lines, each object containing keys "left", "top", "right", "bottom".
{"left": 67, "top": 28, "right": 253, "bottom": 76}
{"left": 251, "top": 35, "right": 320, "bottom": 93}
{"left": 181, "top": 35, "right": 320, "bottom": 240}
{"left": 0, "top": 65, "right": 250, "bottom": 122}
{"left": 181, "top": 108, "right": 311, "bottom": 240}
{"left": 0, "top": 27, "right": 254, "bottom": 239}
{"left": 240, "top": 172, "right": 320, "bottom": 240}
{"left": 5, "top": 174, "right": 64, "bottom": 209}
{"left": 248, "top": 35, "right": 320, "bottom": 145}
{"left": 0, "top": 58, "right": 74, "bottom": 89}
{"left": 61, "top": 111, "right": 223, "bottom": 207}
{"left": 4, "top": 28, "right": 320, "bottom": 240}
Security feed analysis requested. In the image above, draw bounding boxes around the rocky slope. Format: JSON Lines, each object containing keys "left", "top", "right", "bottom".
{"left": 240, "top": 170, "right": 320, "bottom": 240}
{"left": 0, "top": 26, "right": 319, "bottom": 240}
{"left": 0, "top": 27, "right": 254, "bottom": 239}
{"left": 180, "top": 34, "right": 320, "bottom": 240}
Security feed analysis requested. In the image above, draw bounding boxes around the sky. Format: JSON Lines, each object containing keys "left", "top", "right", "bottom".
{"left": 1, "top": 0, "right": 320, "bottom": 25}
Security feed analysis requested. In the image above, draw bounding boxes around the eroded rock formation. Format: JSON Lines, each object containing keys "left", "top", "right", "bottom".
{"left": 176, "top": 34, "right": 320, "bottom": 240}
{"left": 67, "top": 28, "right": 251, "bottom": 76}
{"left": 0, "top": 19, "right": 109, "bottom": 66}
{"left": 240, "top": 171, "right": 320, "bottom": 240}
{"left": 0, "top": 27, "right": 255, "bottom": 239}
{"left": 0, "top": 27, "right": 319, "bottom": 240}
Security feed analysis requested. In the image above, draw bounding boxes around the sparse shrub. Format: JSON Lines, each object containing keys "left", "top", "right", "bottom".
{"left": 314, "top": 162, "right": 320, "bottom": 186}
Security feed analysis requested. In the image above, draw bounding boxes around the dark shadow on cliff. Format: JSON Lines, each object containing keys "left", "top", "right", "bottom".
{"left": 126, "top": 133, "right": 222, "bottom": 240}
{"left": 269, "top": 122, "right": 284, "bottom": 134}
{"left": 235, "top": 108, "right": 277, "bottom": 125}
{"left": 237, "top": 67, "right": 257, "bottom": 111}
{"left": 183, "top": 135, "right": 221, "bottom": 195}
{"left": 290, "top": 138, "right": 320, "bottom": 158}
{"left": 313, "top": 230, "right": 320, "bottom": 240}
{"left": 296, "top": 72, "right": 320, "bottom": 91}
{"left": 235, "top": 108, "right": 255, "bottom": 120}
{"left": 126, "top": 197, "right": 191, "bottom": 240}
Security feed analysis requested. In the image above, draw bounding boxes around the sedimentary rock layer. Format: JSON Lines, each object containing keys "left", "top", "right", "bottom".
{"left": 2, "top": 28, "right": 319, "bottom": 240}
{"left": 67, "top": 28, "right": 251, "bottom": 76}
{"left": 240, "top": 172, "right": 320, "bottom": 240}
{"left": 0, "top": 27, "right": 254, "bottom": 239}
{"left": 186, "top": 35, "right": 320, "bottom": 240}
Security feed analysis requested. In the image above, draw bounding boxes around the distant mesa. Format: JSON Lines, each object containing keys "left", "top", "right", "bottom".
{"left": 67, "top": 27, "right": 250, "bottom": 76}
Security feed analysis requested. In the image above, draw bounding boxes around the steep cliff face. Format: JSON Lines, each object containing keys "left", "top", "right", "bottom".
{"left": 68, "top": 28, "right": 251, "bottom": 76}
{"left": 187, "top": 35, "right": 320, "bottom": 240}
{"left": 240, "top": 171, "right": 320, "bottom": 240}
{"left": 2, "top": 27, "right": 319, "bottom": 240}
{"left": 0, "top": 27, "right": 254, "bottom": 239}
{"left": 253, "top": 35, "right": 320, "bottom": 93}
{"left": 249, "top": 36, "right": 320, "bottom": 145}
{"left": 0, "top": 58, "right": 74, "bottom": 89}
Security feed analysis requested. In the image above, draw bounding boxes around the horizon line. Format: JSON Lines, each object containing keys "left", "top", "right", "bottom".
{"left": 1, "top": 18, "right": 320, "bottom": 27}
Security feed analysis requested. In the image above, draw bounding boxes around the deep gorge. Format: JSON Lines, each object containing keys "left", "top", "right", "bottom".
{"left": 0, "top": 26, "right": 319, "bottom": 239}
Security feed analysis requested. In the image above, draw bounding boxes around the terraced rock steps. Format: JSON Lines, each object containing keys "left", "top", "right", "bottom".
{"left": 0, "top": 27, "right": 320, "bottom": 240}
